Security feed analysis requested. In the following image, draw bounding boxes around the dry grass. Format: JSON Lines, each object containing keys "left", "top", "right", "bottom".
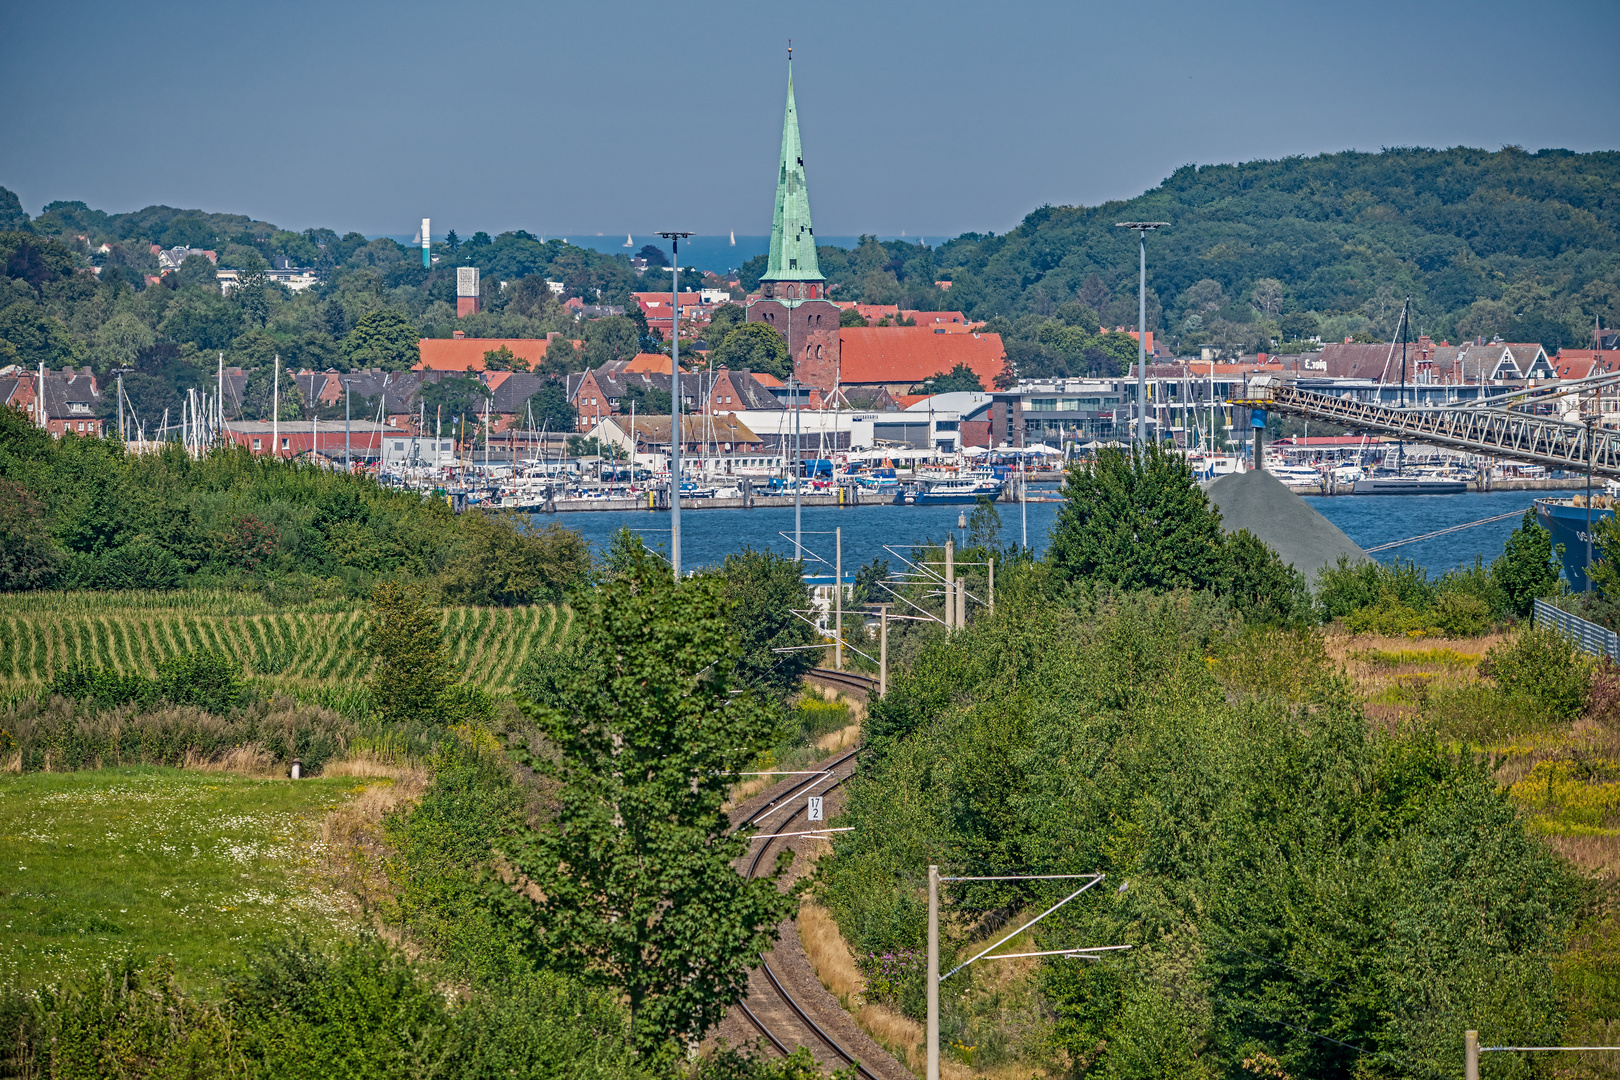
{"left": 1327, "top": 630, "right": 1501, "bottom": 726}
{"left": 817, "top": 722, "right": 861, "bottom": 753}
{"left": 319, "top": 762, "right": 430, "bottom": 913}
{"left": 800, "top": 903, "right": 865, "bottom": 1002}
{"left": 323, "top": 752, "right": 425, "bottom": 780}
{"left": 858, "top": 1002, "right": 925, "bottom": 1073}
{"left": 181, "top": 744, "right": 278, "bottom": 775}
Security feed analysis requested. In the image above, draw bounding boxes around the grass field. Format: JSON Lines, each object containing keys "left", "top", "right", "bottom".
{"left": 0, "top": 766, "right": 382, "bottom": 991}
{"left": 0, "top": 594, "right": 571, "bottom": 697}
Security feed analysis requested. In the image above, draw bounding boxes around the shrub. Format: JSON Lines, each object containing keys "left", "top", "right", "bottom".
{"left": 1480, "top": 623, "right": 1594, "bottom": 721}
{"left": 156, "top": 648, "right": 248, "bottom": 713}
{"left": 1343, "top": 594, "right": 1440, "bottom": 636}
{"left": 1429, "top": 590, "right": 1495, "bottom": 637}
{"left": 1316, "top": 555, "right": 1434, "bottom": 620}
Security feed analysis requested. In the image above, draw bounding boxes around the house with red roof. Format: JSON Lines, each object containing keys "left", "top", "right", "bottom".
{"left": 1552, "top": 349, "right": 1620, "bottom": 381}
{"left": 415, "top": 335, "right": 561, "bottom": 373}
{"left": 837, "top": 328, "right": 1007, "bottom": 395}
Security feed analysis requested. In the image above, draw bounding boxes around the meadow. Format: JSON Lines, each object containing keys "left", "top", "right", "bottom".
{"left": 0, "top": 765, "right": 383, "bottom": 991}
{"left": 0, "top": 591, "right": 570, "bottom": 699}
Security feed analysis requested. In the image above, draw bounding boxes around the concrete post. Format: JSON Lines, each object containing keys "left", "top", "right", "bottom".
{"left": 927, "top": 864, "right": 939, "bottom": 1080}
{"left": 1465, "top": 1030, "right": 1478, "bottom": 1080}
{"left": 879, "top": 606, "right": 888, "bottom": 696}
{"left": 835, "top": 527, "right": 842, "bottom": 670}
{"left": 944, "top": 538, "right": 955, "bottom": 630}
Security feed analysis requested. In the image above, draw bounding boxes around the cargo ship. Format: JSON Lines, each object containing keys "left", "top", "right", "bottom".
{"left": 1536, "top": 494, "right": 1612, "bottom": 592}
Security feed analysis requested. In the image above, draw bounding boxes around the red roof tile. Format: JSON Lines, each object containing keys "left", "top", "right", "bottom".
{"left": 838, "top": 328, "right": 1006, "bottom": 389}
{"left": 415, "top": 337, "right": 553, "bottom": 372}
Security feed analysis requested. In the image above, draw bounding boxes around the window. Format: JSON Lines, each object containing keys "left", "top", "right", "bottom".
{"left": 394, "top": 441, "right": 405, "bottom": 451}
{"left": 281, "top": 438, "right": 289, "bottom": 449}
{"left": 790, "top": 259, "right": 798, "bottom": 269}
{"left": 253, "top": 438, "right": 262, "bottom": 449}
{"left": 1029, "top": 398, "right": 1058, "bottom": 412}
{"left": 77, "top": 422, "right": 85, "bottom": 431}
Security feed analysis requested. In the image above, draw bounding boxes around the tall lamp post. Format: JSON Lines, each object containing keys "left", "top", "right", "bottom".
{"left": 658, "top": 230, "right": 693, "bottom": 580}
{"left": 1115, "top": 222, "right": 1169, "bottom": 447}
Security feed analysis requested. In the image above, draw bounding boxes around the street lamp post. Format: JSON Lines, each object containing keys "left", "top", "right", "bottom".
{"left": 1115, "top": 222, "right": 1169, "bottom": 447}
{"left": 111, "top": 367, "right": 134, "bottom": 442}
{"left": 658, "top": 231, "right": 693, "bottom": 580}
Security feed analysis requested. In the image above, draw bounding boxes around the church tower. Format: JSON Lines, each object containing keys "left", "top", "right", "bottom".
{"left": 746, "top": 50, "right": 841, "bottom": 392}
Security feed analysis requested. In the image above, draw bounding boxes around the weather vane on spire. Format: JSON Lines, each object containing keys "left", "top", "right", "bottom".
{"left": 788, "top": 39, "right": 792, "bottom": 60}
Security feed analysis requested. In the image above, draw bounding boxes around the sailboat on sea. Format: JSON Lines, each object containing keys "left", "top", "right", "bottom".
{"left": 623, "top": 233, "right": 633, "bottom": 247}
{"left": 729, "top": 230, "right": 735, "bottom": 246}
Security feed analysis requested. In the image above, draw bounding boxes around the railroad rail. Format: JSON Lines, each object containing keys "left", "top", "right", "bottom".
{"left": 805, "top": 667, "right": 880, "bottom": 701}
{"left": 1238, "top": 382, "right": 1620, "bottom": 479}
{"left": 727, "top": 747, "right": 881, "bottom": 1078}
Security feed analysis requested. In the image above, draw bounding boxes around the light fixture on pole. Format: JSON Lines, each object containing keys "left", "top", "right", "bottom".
{"left": 111, "top": 367, "right": 134, "bottom": 442}
{"left": 1114, "top": 222, "right": 1169, "bottom": 447}
{"left": 658, "top": 231, "right": 694, "bottom": 580}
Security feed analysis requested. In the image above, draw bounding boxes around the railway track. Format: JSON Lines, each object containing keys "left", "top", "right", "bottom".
{"left": 722, "top": 667, "right": 893, "bottom": 1077}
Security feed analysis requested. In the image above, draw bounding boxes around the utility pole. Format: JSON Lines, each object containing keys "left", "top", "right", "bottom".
{"left": 343, "top": 378, "right": 353, "bottom": 472}
{"left": 926, "top": 865, "right": 940, "bottom": 1080}
{"left": 793, "top": 375, "right": 802, "bottom": 558}
{"left": 835, "top": 527, "right": 842, "bottom": 670}
{"left": 874, "top": 603, "right": 890, "bottom": 695}
{"left": 112, "top": 367, "right": 133, "bottom": 442}
{"left": 659, "top": 230, "right": 693, "bottom": 580}
{"left": 271, "top": 355, "right": 279, "bottom": 458}
{"left": 943, "top": 537, "right": 955, "bottom": 630}
{"left": 1115, "top": 222, "right": 1169, "bottom": 447}
{"left": 1588, "top": 413, "right": 1597, "bottom": 591}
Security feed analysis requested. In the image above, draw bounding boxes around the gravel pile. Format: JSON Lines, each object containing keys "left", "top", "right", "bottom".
{"left": 1207, "top": 469, "right": 1368, "bottom": 585}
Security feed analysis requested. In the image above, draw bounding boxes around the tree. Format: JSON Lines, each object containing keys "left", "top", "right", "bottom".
{"left": 505, "top": 538, "right": 796, "bottom": 1052}
{"left": 483, "top": 344, "right": 529, "bottom": 372}
{"left": 852, "top": 556, "right": 891, "bottom": 606}
{"left": 0, "top": 479, "right": 60, "bottom": 590}
{"left": 1224, "top": 529, "right": 1310, "bottom": 624}
{"left": 176, "top": 254, "right": 218, "bottom": 290}
{"left": 524, "top": 380, "right": 577, "bottom": 433}
{"left": 90, "top": 311, "right": 155, "bottom": 374}
{"left": 637, "top": 243, "right": 669, "bottom": 268}
{"left": 967, "top": 496, "right": 1001, "bottom": 551}
{"left": 342, "top": 309, "right": 419, "bottom": 370}
{"left": 620, "top": 380, "right": 671, "bottom": 415}
{"left": 839, "top": 307, "right": 869, "bottom": 328}
{"left": 1048, "top": 443, "right": 1228, "bottom": 592}
{"left": 717, "top": 547, "right": 821, "bottom": 701}
{"left": 1497, "top": 508, "right": 1563, "bottom": 616}
{"left": 919, "top": 362, "right": 986, "bottom": 394}
{"left": 705, "top": 302, "right": 746, "bottom": 347}
{"left": 422, "top": 373, "right": 490, "bottom": 419}
{"left": 445, "top": 229, "right": 460, "bottom": 254}
{"left": 439, "top": 513, "right": 591, "bottom": 605}
{"left": 581, "top": 316, "right": 641, "bottom": 368}
{"left": 0, "top": 302, "right": 86, "bottom": 368}
{"left": 364, "top": 581, "right": 454, "bottom": 724}
{"left": 711, "top": 323, "right": 789, "bottom": 380}
{"left": 0, "top": 187, "right": 28, "bottom": 229}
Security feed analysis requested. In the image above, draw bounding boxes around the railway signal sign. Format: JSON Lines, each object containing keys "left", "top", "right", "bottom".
{"left": 807, "top": 796, "right": 823, "bottom": 821}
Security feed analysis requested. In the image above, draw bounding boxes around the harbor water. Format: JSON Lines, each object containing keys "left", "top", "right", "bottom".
{"left": 537, "top": 489, "right": 1549, "bottom": 578}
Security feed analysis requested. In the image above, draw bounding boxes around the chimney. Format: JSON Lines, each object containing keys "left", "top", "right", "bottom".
{"left": 452, "top": 330, "right": 465, "bottom": 340}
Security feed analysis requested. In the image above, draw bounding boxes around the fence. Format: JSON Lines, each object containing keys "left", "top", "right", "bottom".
{"left": 1533, "top": 598, "right": 1620, "bottom": 661}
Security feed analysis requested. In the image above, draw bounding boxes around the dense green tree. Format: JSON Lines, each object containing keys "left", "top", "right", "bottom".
{"left": 0, "top": 479, "right": 60, "bottom": 590}
{"left": 363, "top": 581, "right": 454, "bottom": 724}
{"left": 159, "top": 289, "right": 242, "bottom": 352}
{"left": 716, "top": 546, "right": 821, "bottom": 701}
{"left": 89, "top": 311, "right": 154, "bottom": 374}
{"left": 438, "top": 513, "right": 591, "bottom": 605}
{"left": 0, "top": 302, "right": 86, "bottom": 368}
{"left": 524, "top": 380, "right": 578, "bottom": 433}
{"left": 711, "top": 322, "right": 789, "bottom": 380}
{"left": 0, "top": 187, "right": 29, "bottom": 229}
{"left": 919, "top": 362, "right": 987, "bottom": 394}
{"left": 839, "top": 307, "right": 869, "bottom": 327}
{"left": 580, "top": 316, "right": 641, "bottom": 368}
{"left": 505, "top": 538, "right": 796, "bottom": 1051}
{"left": 619, "top": 380, "right": 671, "bottom": 415}
{"left": 1048, "top": 444, "right": 1228, "bottom": 592}
{"left": 342, "top": 309, "right": 419, "bottom": 370}
{"left": 422, "top": 373, "right": 490, "bottom": 419}
{"left": 1494, "top": 508, "right": 1564, "bottom": 616}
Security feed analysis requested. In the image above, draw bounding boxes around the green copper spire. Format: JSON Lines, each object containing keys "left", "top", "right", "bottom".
{"left": 764, "top": 59, "right": 821, "bottom": 283}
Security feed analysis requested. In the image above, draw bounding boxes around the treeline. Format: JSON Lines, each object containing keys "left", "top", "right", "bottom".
{"left": 0, "top": 405, "right": 589, "bottom": 599}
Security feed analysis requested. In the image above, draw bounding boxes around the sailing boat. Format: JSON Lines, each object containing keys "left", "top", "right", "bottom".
{"left": 729, "top": 230, "right": 735, "bottom": 246}
{"left": 623, "top": 233, "right": 633, "bottom": 247}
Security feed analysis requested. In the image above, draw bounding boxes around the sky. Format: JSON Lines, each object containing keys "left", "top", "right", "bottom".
{"left": 3, "top": 0, "right": 1618, "bottom": 242}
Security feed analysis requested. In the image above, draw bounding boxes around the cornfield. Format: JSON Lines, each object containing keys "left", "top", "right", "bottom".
{"left": 0, "top": 601, "right": 571, "bottom": 695}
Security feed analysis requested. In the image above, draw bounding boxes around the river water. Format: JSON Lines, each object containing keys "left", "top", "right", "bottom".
{"left": 540, "top": 489, "right": 1548, "bottom": 577}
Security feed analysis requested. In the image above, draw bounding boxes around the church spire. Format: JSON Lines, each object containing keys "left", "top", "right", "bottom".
{"left": 763, "top": 51, "right": 821, "bottom": 283}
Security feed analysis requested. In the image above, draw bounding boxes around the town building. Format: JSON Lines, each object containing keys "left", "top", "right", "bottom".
{"left": 0, "top": 365, "right": 106, "bottom": 436}
{"left": 415, "top": 335, "right": 562, "bottom": 373}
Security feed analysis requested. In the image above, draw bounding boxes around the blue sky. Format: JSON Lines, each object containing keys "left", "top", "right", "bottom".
{"left": 3, "top": 0, "right": 1616, "bottom": 239}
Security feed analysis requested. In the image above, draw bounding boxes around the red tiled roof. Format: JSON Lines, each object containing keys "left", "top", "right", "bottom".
{"left": 1552, "top": 350, "right": 1620, "bottom": 380}
{"left": 894, "top": 394, "right": 930, "bottom": 408}
{"left": 633, "top": 292, "right": 702, "bottom": 307}
{"left": 838, "top": 328, "right": 1006, "bottom": 389}
{"left": 624, "top": 353, "right": 673, "bottom": 374}
{"left": 751, "top": 371, "right": 785, "bottom": 387}
{"left": 415, "top": 338, "right": 553, "bottom": 372}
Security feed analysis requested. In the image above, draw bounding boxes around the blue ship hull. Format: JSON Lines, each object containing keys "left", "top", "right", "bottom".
{"left": 914, "top": 488, "right": 1002, "bottom": 506}
{"left": 1536, "top": 498, "right": 1609, "bottom": 592}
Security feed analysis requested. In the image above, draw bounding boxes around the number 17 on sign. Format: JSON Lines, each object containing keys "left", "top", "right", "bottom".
{"left": 807, "top": 796, "right": 823, "bottom": 822}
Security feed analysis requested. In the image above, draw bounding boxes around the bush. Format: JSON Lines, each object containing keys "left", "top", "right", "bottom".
{"left": 1429, "top": 590, "right": 1495, "bottom": 637}
{"left": 1343, "top": 594, "right": 1440, "bottom": 636}
{"left": 1, "top": 694, "right": 353, "bottom": 773}
{"left": 1317, "top": 555, "right": 1434, "bottom": 620}
{"left": 156, "top": 649, "right": 248, "bottom": 713}
{"left": 1480, "top": 622, "right": 1594, "bottom": 721}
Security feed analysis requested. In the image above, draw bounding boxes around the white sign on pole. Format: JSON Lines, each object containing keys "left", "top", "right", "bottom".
{"left": 807, "top": 796, "right": 823, "bottom": 822}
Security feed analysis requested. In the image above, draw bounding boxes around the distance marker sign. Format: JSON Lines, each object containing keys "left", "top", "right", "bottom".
{"left": 807, "top": 796, "right": 823, "bottom": 822}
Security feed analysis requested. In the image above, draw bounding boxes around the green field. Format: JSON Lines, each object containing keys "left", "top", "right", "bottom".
{"left": 0, "top": 593, "right": 570, "bottom": 697}
{"left": 0, "top": 766, "right": 378, "bottom": 990}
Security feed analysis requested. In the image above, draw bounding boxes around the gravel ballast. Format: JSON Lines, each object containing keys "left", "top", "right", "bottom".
{"left": 1207, "top": 469, "right": 1368, "bottom": 585}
